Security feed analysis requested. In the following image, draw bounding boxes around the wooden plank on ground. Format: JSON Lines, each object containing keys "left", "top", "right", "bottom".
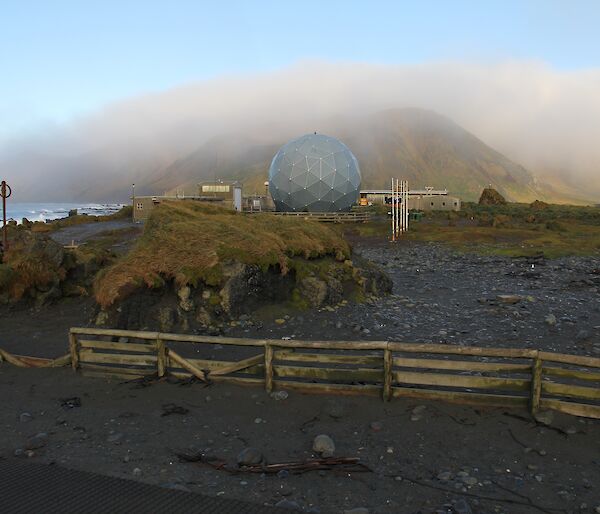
{"left": 78, "top": 340, "right": 157, "bottom": 352}
{"left": 541, "top": 381, "right": 600, "bottom": 400}
{"left": 393, "top": 371, "right": 530, "bottom": 391}
{"left": 274, "top": 365, "right": 383, "bottom": 382}
{"left": 393, "top": 357, "right": 531, "bottom": 373}
{"left": 539, "top": 399, "right": 600, "bottom": 419}
{"left": 391, "top": 387, "right": 528, "bottom": 408}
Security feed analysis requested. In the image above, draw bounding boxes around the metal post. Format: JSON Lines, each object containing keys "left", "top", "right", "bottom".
{"left": 131, "top": 183, "right": 135, "bottom": 222}
{"left": 390, "top": 178, "right": 395, "bottom": 241}
{"left": 1, "top": 180, "right": 12, "bottom": 251}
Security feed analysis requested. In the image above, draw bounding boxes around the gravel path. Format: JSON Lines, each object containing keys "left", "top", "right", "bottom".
{"left": 49, "top": 220, "right": 139, "bottom": 245}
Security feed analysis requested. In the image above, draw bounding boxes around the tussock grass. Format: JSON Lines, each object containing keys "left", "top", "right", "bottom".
{"left": 94, "top": 201, "right": 350, "bottom": 308}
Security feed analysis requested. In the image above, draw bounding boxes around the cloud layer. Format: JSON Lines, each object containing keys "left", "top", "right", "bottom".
{"left": 2, "top": 60, "right": 600, "bottom": 198}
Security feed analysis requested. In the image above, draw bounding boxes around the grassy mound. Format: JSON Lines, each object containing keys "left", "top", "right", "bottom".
{"left": 94, "top": 202, "right": 350, "bottom": 308}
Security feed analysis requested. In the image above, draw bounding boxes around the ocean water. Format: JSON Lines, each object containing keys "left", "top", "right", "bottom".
{"left": 3, "top": 203, "right": 124, "bottom": 224}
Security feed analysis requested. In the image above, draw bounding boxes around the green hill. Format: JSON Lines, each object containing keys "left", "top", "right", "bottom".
{"left": 155, "top": 109, "right": 548, "bottom": 202}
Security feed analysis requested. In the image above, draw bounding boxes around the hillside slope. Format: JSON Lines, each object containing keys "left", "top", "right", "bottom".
{"left": 5, "top": 108, "right": 592, "bottom": 203}
{"left": 157, "top": 109, "right": 544, "bottom": 202}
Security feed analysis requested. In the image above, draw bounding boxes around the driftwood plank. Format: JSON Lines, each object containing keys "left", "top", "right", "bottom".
{"left": 539, "top": 399, "right": 600, "bottom": 419}
{"left": 274, "top": 365, "right": 383, "bottom": 382}
{"left": 392, "top": 387, "right": 528, "bottom": 408}
{"left": 393, "top": 371, "right": 530, "bottom": 391}
{"left": 78, "top": 340, "right": 157, "bottom": 352}
{"left": 541, "top": 381, "right": 600, "bottom": 400}
{"left": 393, "top": 357, "right": 531, "bottom": 373}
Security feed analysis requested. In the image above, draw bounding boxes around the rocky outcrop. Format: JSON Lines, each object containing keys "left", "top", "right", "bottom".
{"left": 478, "top": 187, "right": 507, "bottom": 206}
{"left": 95, "top": 257, "right": 392, "bottom": 332}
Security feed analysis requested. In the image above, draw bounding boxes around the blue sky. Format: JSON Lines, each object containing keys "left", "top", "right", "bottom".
{"left": 1, "top": 0, "right": 599, "bottom": 135}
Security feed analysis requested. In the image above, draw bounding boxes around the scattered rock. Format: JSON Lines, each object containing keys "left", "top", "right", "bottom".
{"left": 437, "top": 471, "right": 453, "bottom": 482}
{"left": 26, "top": 433, "right": 48, "bottom": 450}
{"left": 275, "top": 499, "right": 302, "bottom": 511}
{"left": 237, "top": 447, "right": 263, "bottom": 466}
{"left": 343, "top": 508, "right": 369, "bottom": 514}
{"left": 453, "top": 498, "right": 473, "bottom": 514}
{"left": 312, "top": 434, "right": 335, "bottom": 457}
{"left": 19, "top": 412, "right": 33, "bottom": 423}
{"left": 369, "top": 421, "right": 383, "bottom": 432}
{"left": 275, "top": 318, "right": 286, "bottom": 325}
{"left": 545, "top": 314, "right": 557, "bottom": 326}
{"left": 534, "top": 410, "right": 554, "bottom": 426}
{"left": 270, "top": 390, "right": 289, "bottom": 401}
{"left": 132, "top": 467, "right": 142, "bottom": 477}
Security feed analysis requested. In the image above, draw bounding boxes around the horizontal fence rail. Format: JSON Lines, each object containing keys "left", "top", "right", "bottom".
{"left": 59, "top": 327, "right": 600, "bottom": 420}
{"left": 270, "top": 211, "right": 370, "bottom": 223}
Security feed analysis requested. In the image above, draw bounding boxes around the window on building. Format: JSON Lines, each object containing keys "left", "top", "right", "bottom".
{"left": 442, "top": 202, "right": 446, "bottom": 206}
{"left": 136, "top": 202, "right": 143, "bottom": 209}
{"left": 431, "top": 202, "right": 434, "bottom": 206}
{"left": 454, "top": 201, "right": 458, "bottom": 206}
{"left": 202, "top": 185, "right": 230, "bottom": 193}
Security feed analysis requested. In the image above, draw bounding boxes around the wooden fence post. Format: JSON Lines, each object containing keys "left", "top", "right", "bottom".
{"left": 68, "top": 332, "right": 79, "bottom": 371}
{"left": 383, "top": 347, "right": 392, "bottom": 401}
{"left": 265, "top": 343, "right": 274, "bottom": 393}
{"left": 530, "top": 353, "right": 542, "bottom": 416}
{"left": 157, "top": 338, "right": 166, "bottom": 378}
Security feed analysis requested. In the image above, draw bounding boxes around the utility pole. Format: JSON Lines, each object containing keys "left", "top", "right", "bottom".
{"left": 131, "top": 183, "right": 135, "bottom": 222}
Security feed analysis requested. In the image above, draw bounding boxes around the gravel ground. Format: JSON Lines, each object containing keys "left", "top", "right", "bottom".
{"left": 227, "top": 241, "right": 600, "bottom": 358}
{"left": 1, "top": 239, "right": 600, "bottom": 513}
{"left": 1, "top": 367, "right": 599, "bottom": 514}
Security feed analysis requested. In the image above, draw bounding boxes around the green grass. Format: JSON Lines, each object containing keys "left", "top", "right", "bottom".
{"left": 352, "top": 201, "right": 600, "bottom": 258}
{"left": 94, "top": 201, "right": 351, "bottom": 308}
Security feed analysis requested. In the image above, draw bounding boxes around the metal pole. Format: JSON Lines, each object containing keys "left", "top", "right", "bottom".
{"left": 1, "top": 181, "right": 12, "bottom": 251}
{"left": 132, "top": 183, "right": 135, "bottom": 222}
{"left": 390, "top": 178, "right": 395, "bottom": 241}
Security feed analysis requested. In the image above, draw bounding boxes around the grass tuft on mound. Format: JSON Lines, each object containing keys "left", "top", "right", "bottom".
{"left": 94, "top": 201, "right": 350, "bottom": 308}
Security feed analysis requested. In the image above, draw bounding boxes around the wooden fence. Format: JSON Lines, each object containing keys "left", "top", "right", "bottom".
{"left": 270, "top": 211, "right": 370, "bottom": 223}
{"left": 63, "top": 327, "right": 600, "bottom": 419}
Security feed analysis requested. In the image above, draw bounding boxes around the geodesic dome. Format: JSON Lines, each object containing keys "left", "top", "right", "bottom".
{"left": 268, "top": 133, "right": 361, "bottom": 212}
